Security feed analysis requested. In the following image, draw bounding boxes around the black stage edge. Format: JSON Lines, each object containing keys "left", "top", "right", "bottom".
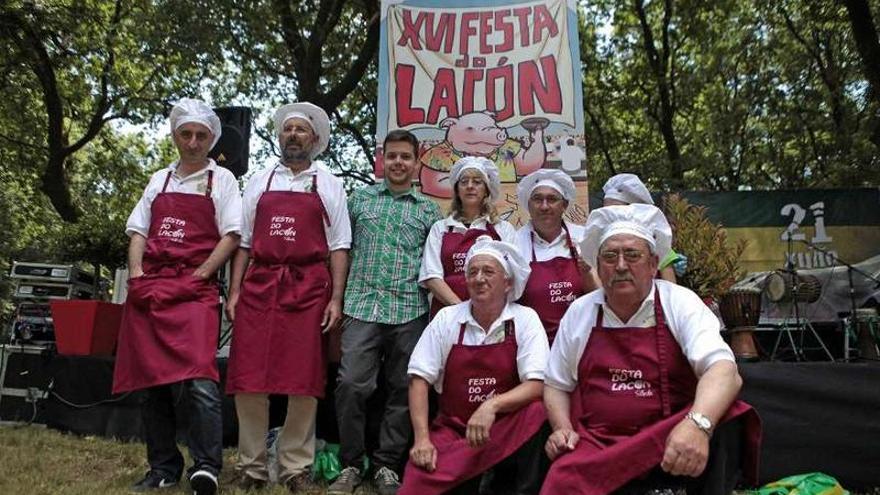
{"left": 13, "top": 354, "right": 880, "bottom": 490}
{"left": 42, "top": 356, "right": 238, "bottom": 446}
{"left": 44, "top": 355, "right": 141, "bottom": 440}
{"left": 739, "top": 361, "right": 880, "bottom": 489}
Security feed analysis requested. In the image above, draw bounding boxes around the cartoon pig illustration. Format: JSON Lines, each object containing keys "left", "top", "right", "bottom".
{"left": 419, "top": 111, "right": 546, "bottom": 198}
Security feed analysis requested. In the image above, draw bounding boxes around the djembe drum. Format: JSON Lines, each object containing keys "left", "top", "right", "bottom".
{"left": 765, "top": 271, "right": 822, "bottom": 303}
{"left": 719, "top": 288, "right": 762, "bottom": 361}
{"left": 854, "top": 308, "right": 879, "bottom": 360}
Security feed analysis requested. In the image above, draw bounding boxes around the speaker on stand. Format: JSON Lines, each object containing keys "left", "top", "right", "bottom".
{"left": 208, "top": 107, "right": 251, "bottom": 352}
{"left": 209, "top": 106, "right": 252, "bottom": 178}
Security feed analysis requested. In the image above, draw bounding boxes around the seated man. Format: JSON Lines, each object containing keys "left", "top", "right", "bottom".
{"left": 401, "top": 238, "right": 549, "bottom": 495}
{"left": 602, "top": 173, "right": 684, "bottom": 283}
{"left": 541, "top": 204, "right": 761, "bottom": 495}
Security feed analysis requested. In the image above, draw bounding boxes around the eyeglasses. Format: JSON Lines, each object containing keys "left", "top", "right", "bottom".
{"left": 458, "top": 177, "right": 485, "bottom": 187}
{"left": 529, "top": 194, "right": 564, "bottom": 206}
{"left": 598, "top": 249, "right": 647, "bottom": 264}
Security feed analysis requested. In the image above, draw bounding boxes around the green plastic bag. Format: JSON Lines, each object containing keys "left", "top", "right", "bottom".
{"left": 747, "top": 472, "right": 849, "bottom": 495}
{"left": 313, "top": 442, "right": 342, "bottom": 482}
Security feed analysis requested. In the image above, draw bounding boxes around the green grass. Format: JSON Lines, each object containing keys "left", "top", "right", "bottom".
{"left": 0, "top": 424, "right": 377, "bottom": 494}
{"left": 2, "top": 424, "right": 877, "bottom": 494}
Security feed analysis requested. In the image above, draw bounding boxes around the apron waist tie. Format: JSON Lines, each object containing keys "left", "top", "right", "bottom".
{"left": 146, "top": 262, "right": 197, "bottom": 278}
{"left": 254, "top": 259, "right": 328, "bottom": 283}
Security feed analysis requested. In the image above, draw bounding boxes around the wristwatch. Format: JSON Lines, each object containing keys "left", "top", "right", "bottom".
{"left": 686, "top": 411, "right": 713, "bottom": 437}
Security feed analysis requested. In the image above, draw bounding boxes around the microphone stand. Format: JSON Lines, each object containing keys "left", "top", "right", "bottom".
{"left": 772, "top": 236, "right": 836, "bottom": 361}
{"left": 771, "top": 237, "right": 800, "bottom": 360}
{"left": 798, "top": 239, "right": 880, "bottom": 360}
{"left": 216, "top": 262, "right": 234, "bottom": 350}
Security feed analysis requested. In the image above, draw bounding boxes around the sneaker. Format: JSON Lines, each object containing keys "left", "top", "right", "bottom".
{"left": 130, "top": 471, "right": 178, "bottom": 492}
{"left": 373, "top": 466, "right": 401, "bottom": 495}
{"left": 283, "top": 471, "right": 315, "bottom": 493}
{"left": 236, "top": 473, "right": 267, "bottom": 491}
{"left": 189, "top": 470, "right": 218, "bottom": 495}
{"left": 327, "top": 466, "right": 363, "bottom": 494}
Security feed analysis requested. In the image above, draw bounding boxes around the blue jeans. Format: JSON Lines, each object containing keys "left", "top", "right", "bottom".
{"left": 141, "top": 379, "right": 223, "bottom": 479}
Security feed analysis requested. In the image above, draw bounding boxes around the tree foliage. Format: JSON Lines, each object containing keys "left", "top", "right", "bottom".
{"left": 0, "top": 0, "right": 228, "bottom": 221}
{"left": 210, "top": 0, "right": 380, "bottom": 185}
{"left": 1, "top": 0, "right": 880, "bottom": 322}
{"left": 582, "top": 0, "right": 880, "bottom": 191}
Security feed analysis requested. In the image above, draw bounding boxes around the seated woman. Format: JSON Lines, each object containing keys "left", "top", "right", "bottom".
{"left": 419, "top": 157, "right": 516, "bottom": 317}
{"left": 515, "top": 169, "right": 600, "bottom": 344}
{"left": 402, "top": 238, "right": 549, "bottom": 495}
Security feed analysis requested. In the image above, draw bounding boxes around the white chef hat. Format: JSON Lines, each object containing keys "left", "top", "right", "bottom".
{"left": 169, "top": 98, "right": 222, "bottom": 148}
{"left": 465, "top": 236, "right": 531, "bottom": 302}
{"left": 450, "top": 156, "right": 501, "bottom": 201}
{"left": 273, "top": 102, "right": 331, "bottom": 159}
{"left": 580, "top": 204, "right": 672, "bottom": 267}
{"left": 517, "top": 169, "right": 576, "bottom": 213}
{"left": 602, "top": 173, "right": 654, "bottom": 205}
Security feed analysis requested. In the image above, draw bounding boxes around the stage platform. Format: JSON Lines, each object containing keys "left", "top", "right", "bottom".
{"left": 1, "top": 345, "right": 878, "bottom": 489}
{"left": 738, "top": 361, "right": 880, "bottom": 489}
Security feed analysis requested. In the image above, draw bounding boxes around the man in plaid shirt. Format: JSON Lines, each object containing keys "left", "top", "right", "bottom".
{"left": 330, "top": 129, "right": 442, "bottom": 495}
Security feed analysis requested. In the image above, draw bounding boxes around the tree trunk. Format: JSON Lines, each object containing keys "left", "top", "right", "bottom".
{"left": 41, "top": 153, "right": 79, "bottom": 222}
{"left": 634, "top": 0, "right": 683, "bottom": 187}
{"left": 840, "top": 0, "right": 880, "bottom": 147}
{"left": 585, "top": 105, "right": 617, "bottom": 176}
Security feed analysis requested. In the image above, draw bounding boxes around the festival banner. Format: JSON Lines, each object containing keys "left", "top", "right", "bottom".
{"left": 377, "top": 0, "right": 587, "bottom": 226}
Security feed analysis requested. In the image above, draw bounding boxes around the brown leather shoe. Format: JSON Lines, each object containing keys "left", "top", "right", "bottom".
{"left": 283, "top": 471, "right": 315, "bottom": 493}
{"left": 236, "top": 474, "right": 267, "bottom": 491}
{"left": 327, "top": 466, "right": 362, "bottom": 494}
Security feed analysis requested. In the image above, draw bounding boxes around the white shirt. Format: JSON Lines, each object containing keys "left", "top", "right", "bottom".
{"left": 240, "top": 162, "right": 351, "bottom": 250}
{"left": 408, "top": 301, "right": 549, "bottom": 393}
{"left": 514, "top": 221, "right": 585, "bottom": 263}
{"left": 545, "top": 280, "right": 734, "bottom": 393}
{"left": 126, "top": 160, "right": 242, "bottom": 238}
{"left": 418, "top": 215, "right": 517, "bottom": 283}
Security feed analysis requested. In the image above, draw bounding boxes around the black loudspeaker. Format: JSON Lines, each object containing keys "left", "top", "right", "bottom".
{"left": 210, "top": 106, "right": 252, "bottom": 178}
{"left": 0, "top": 344, "right": 54, "bottom": 423}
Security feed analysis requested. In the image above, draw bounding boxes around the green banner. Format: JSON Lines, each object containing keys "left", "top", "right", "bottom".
{"left": 678, "top": 188, "right": 880, "bottom": 227}
{"left": 590, "top": 188, "right": 880, "bottom": 272}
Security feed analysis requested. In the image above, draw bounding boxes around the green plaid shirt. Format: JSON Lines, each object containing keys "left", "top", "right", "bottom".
{"left": 344, "top": 182, "right": 442, "bottom": 324}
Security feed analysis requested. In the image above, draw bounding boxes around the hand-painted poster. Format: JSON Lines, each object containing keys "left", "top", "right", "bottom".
{"left": 376, "top": 0, "right": 588, "bottom": 226}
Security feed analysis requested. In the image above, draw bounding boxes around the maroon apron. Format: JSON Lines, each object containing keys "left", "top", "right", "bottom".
{"left": 518, "top": 223, "right": 585, "bottom": 345}
{"left": 430, "top": 223, "right": 501, "bottom": 317}
{"left": 226, "top": 171, "right": 330, "bottom": 397}
{"left": 113, "top": 170, "right": 221, "bottom": 393}
{"left": 540, "top": 290, "right": 762, "bottom": 495}
{"left": 400, "top": 320, "right": 547, "bottom": 495}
